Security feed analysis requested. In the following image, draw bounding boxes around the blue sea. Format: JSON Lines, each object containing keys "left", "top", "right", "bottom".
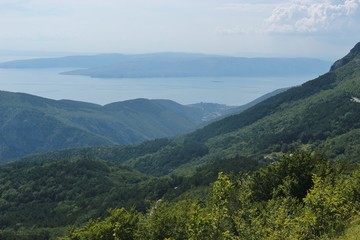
{"left": 0, "top": 68, "right": 319, "bottom": 106}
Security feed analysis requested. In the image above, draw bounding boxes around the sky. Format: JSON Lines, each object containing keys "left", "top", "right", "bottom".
{"left": 0, "top": 0, "right": 360, "bottom": 60}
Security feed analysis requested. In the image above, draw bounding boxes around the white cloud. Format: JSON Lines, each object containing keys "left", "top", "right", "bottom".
{"left": 264, "top": 0, "right": 360, "bottom": 34}
{"left": 216, "top": 3, "right": 277, "bottom": 35}
{"left": 0, "top": 0, "right": 358, "bottom": 58}
{"left": 217, "top": 0, "right": 360, "bottom": 35}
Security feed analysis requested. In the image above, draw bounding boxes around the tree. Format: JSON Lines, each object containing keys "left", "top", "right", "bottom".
{"left": 60, "top": 208, "right": 141, "bottom": 240}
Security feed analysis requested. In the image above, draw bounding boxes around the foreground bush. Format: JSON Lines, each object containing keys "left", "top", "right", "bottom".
{"left": 61, "top": 152, "right": 360, "bottom": 240}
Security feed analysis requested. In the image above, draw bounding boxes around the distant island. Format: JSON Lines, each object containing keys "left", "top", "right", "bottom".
{"left": 0, "top": 52, "right": 331, "bottom": 78}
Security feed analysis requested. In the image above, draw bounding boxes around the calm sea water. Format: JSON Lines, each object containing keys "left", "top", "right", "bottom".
{"left": 0, "top": 68, "right": 318, "bottom": 106}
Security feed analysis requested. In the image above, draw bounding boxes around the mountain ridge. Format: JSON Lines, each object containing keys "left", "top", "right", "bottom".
{"left": 42, "top": 41, "right": 360, "bottom": 176}
{"left": 0, "top": 91, "right": 223, "bottom": 161}
{"left": 330, "top": 42, "right": 360, "bottom": 71}
{"left": 0, "top": 88, "right": 285, "bottom": 162}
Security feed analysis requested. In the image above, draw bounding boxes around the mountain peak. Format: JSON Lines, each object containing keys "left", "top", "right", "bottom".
{"left": 330, "top": 42, "right": 360, "bottom": 71}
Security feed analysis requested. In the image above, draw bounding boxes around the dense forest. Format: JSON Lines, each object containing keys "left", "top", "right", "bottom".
{"left": 60, "top": 152, "right": 360, "bottom": 240}
{"left": 0, "top": 43, "right": 359, "bottom": 239}
{"left": 2, "top": 152, "right": 359, "bottom": 239}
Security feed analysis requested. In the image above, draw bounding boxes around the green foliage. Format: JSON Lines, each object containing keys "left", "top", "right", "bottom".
{"left": 60, "top": 208, "right": 141, "bottom": 240}
{"left": 4, "top": 151, "right": 359, "bottom": 239}
{"left": 125, "top": 138, "right": 209, "bottom": 176}
{"left": 0, "top": 150, "right": 264, "bottom": 239}
{"left": 137, "top": 201, "right": 192, "bottom": 240}
{"left": 62, "top": 152, "right": 360, "bottom": 240}
{"left": 0, "top": 157, "right": 182, "bottom": 238}
{"left": 21, "top": 138, "right": 171, "bottom": 165}
{"left": 0, "top": 228, "right": 54, "bottom": 240}
{"left": 186, "top": 173, "right": 237, "bottom": 240}
{"left": 251, "top": 151, "right": 330, "bottom": 201}
{"left": 302, "top": 174, "right": 355, "bottom": 238}
{"left": 333, "top": 215, "right": 360, "bottom": 240}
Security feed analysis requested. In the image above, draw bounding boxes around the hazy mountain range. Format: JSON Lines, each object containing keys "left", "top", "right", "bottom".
{"left": 0, "top": 52, "right": 331, "bottom": 78}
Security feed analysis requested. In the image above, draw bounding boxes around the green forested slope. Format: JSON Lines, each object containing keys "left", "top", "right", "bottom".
{"left": 0, "top": 157, "right": 182, "bottom": 239}
{"left": 124, "top": 42, "right": 360, "bottom": 175}
{"left": 0, "top": 93, "right": 238, "bottom": 162}
{"left": 61, "top": 152, "right": 360, "bottom": 240}
{"left": 0, "top": 153, "right": 263, "bottom": 239}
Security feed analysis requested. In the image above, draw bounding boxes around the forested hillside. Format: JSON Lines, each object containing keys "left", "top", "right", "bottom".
{"left": 121, "top": 41, "right": 360, "bottom": 175}
{"left": 61, "top": 152, "right": 360, "bottom": 240}
{"left": 0, "top": 157, "right": 178, "bottom": 239}
{"left": 0, "top": 93, "right": 238, "bottom": 162}
{"left": 2, "top": 152, "right": 359, "bottom": 239}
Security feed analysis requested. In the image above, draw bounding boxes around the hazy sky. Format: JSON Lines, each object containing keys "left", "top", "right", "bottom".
{"left": 1, "top": 0, "right": 360, "bottom": 60}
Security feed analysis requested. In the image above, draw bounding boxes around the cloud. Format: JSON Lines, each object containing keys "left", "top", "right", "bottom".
{"left": 263, "top": 0, "right": 360, "bottom": 34}
{"left": 217, "top": 0, "right": 360, "bottom": 36}
{"left": 216, "top": 2, "right": 277, "bottom": 35}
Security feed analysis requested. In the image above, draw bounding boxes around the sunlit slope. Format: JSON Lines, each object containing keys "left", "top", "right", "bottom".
{"left": 124, "top": 42, "right": 360, "bottom": 175}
